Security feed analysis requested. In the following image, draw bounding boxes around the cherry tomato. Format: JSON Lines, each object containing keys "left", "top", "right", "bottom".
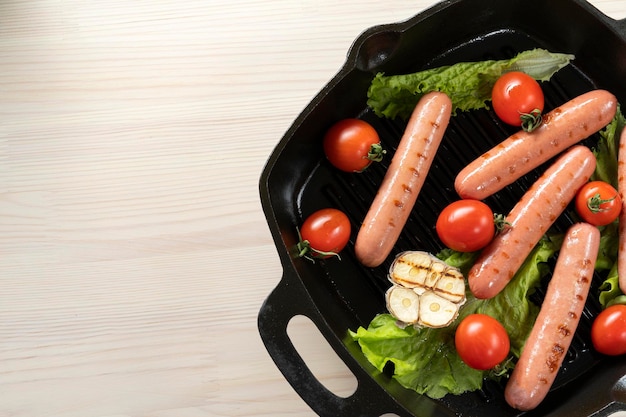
{"left": 591, "top": 304, "right": 626, "bottom": 356}
{"left": 575, "top": 180, "right": 622, "bottom": 226}
{"left": 455, "top": 314, "right": 510, "bottom": 370}
{"left": 297, "top": 208, "right": 351, "bottom": 260}
{"left": 491, "top": 71, "right": 544, "bottom": 131}
{"left": 436, "top": 200, "right": 495, "bottom": 252}
{"left": 323, "top": 118, "right": 384, "bottom": 172}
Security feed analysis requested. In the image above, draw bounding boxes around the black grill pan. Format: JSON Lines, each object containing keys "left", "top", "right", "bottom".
{"left": 258, "top": 0, "right": 626, "bottom": 415}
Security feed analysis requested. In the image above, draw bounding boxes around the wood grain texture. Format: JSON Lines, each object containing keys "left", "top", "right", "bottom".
{"left": 0, "top": 1, "right": 623, "bottom": 416}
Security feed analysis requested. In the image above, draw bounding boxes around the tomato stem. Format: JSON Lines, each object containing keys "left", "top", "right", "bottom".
{"left": 493, "top": 213, "right": 511, "bottom": 233}
{"left": 367, "top": 143, "right": 386, "bottom": 163}
{"left": 587, "top": 192, "right": 617, "bottom": 213}
{"left": 519, "top": 108, "right": 543, "bottom": 132}
{"left": 488, "top": 356, "right": 515, "bottom": 379}
{"left": 295, "top": 228, "right": 341, "bottom": 262}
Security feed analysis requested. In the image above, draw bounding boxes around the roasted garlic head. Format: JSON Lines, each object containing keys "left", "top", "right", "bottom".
{"left": 386, "top": 251, "right": 466, "bottom": 328}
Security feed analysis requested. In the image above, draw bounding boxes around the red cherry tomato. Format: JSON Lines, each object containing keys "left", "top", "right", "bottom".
{"left": 298, "top": 208, "right": 351, "bottom": 260}
{"left": 455, "top": 314, "right": 510, "bottom": 370}
{"left": 575, "top": 180, "right": 622, "bottom": 226}
{"left": 591, "top": 304, "right": 626, "bottom": 356}
{"left": 491, "top": 71, "right": 544, "bottom": 131}
{"left": 436, "top": 200, "right": 495, "bottom": 252}
{"left": 323, "top": 119, "right": 384, "bottom": 172}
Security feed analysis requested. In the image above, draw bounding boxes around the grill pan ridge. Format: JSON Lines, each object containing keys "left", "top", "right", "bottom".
{"left": 258, "top": 0, "right": 626, "bottom": 416}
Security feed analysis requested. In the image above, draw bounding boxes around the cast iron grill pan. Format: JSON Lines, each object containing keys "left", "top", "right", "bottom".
{"left": 258, "top": 0, "right": 626, "bottom": 416}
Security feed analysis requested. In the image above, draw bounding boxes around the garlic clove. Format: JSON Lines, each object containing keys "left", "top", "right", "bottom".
{"left": 417, "top": 290, "right": 460, "bottom": 328}
{"left": 388, "top": 250, "right": 432, "bottom": 288}
{"left": 386, "top": 286, "right": 420, "bottom": 325}
{"left": 433, "top": 272, "right": 466, "bottom": 304}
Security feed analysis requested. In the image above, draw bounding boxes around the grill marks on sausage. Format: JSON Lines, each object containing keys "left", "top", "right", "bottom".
{"left": 354, "top": 92, "right": 452, "bottom": 268}
{"left": 617, "top": 128, "right": 626, "bottom": 293}
{"left": 468, "top": 146, "right": 596, "bottom": 300}
{"left": 557, "top": 324, "right": 571, "bottom": 337}
{"left": 546, "top": 343, "right": 566, "bottom": 373}
{"left": 455, "top": 90, "right": 617, "bottom": 200}
{"left": 504, "top": 223, "right": 600, "bottom": 411}
{"left": 551, "top": 260, "right": 594, "bottom": 343}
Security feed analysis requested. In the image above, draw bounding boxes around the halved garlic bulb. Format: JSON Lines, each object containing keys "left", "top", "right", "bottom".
{"left": 389, "top": 251, "right": 466, "bottom": 304}
{"left": 385, "top": 251, "right": 466, "bottom": 328}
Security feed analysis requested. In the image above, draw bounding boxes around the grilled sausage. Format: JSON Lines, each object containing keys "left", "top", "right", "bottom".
{"left": 455, "top": 89, "right": 617, "bottom": 200}
{"left": 355, "top": 92, "right": 452, "bottom": 267}
{"left": 618, "top": 127, "right": 626, "bottom": 294}
{"left": 505, "top": 222, "right": 600, "bottom": 411}
{"left": 468, "top": 145, "right": 596, "bottom": 299}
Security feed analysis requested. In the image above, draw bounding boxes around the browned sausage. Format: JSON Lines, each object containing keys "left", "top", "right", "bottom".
{"left": 468, "top": 145, "right": 596, "bottom": 299}
{"left": 505, "top": 222, "right": 600, "bottom": 411}
{"left": 455, "top": 90, "right": 617, "bottom": 200}
{"left": 355, "top": 92, "right": 452, "bottom": 267}
{"left": 617, "top": 127, "right": 626, "bottom": 294}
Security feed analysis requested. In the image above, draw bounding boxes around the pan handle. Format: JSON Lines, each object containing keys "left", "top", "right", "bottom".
{"left": 543, "top": 355, "right": 626, "bottom": 417}
{"left": 592, "top": 369, "right": 626, "bottom": 417}
{"left": 585, "top": 361, "right": 626, "bottom": 417}
{"left": 257, "top": 266, "right": 407, "bottom": 417}
{"left": 591, "top": 406, "right": 626, "bottom": 417}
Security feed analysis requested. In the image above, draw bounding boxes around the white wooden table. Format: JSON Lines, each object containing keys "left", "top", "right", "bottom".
{"left": 2, "top": 1, "right": 624, "bottom": 416}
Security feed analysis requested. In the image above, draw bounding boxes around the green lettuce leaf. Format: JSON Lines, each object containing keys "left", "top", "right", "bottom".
{"left": 451, "top": 236, "right": 561, "bottom": 357}
{"left": 367, "top": 48, "right": 574, "bottom": 120}
{"left": 592, "top": 108, "right": 626, "bottom": 307}
{"left": 596, "top": 222, "right": 619, "bottom": 272}
{"left": 349, "top": 237, "right": 560, "bottom": 399}
{"left": 597, "top": 263, "right": 625, "bottom": 308}
{"left": 349, "top": 314, "right": 484, "bottom": 399}
{"left": 592, "top": 105, "right": 626, "bottom": 187}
